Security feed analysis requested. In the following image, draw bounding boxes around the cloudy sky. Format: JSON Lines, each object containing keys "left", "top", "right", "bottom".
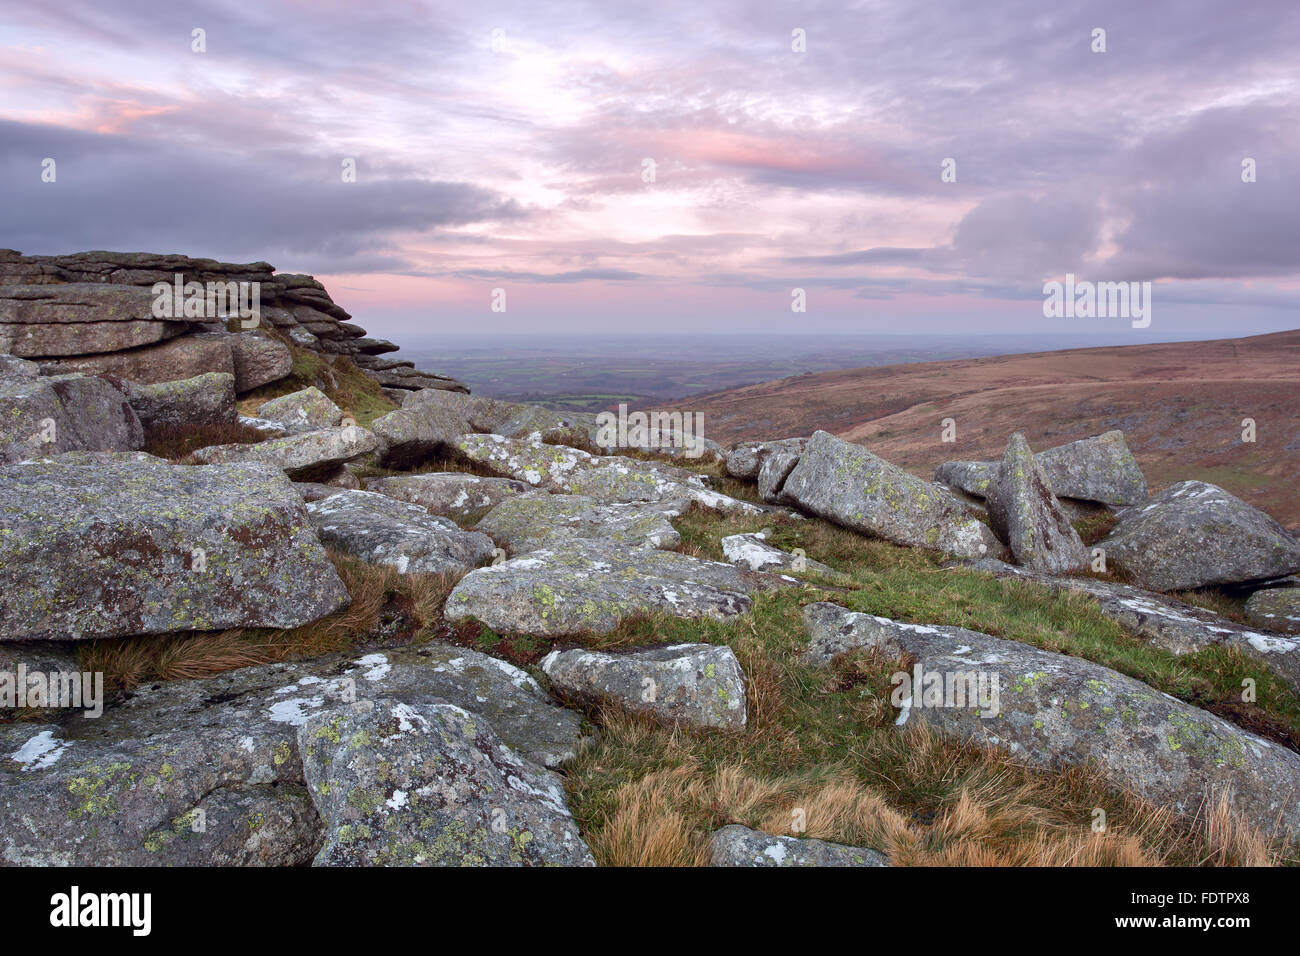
{"left": 1, "top": 0, "right": 1297, "bottom": 341}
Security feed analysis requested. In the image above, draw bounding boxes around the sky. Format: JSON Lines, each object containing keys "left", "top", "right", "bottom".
{"left": 1, "top": 0, "right": 1297, "bottom": 343}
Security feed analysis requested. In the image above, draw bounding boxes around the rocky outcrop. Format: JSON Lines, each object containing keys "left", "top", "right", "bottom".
{"left": 445, "top": 541, "right": 785, "bottom": 636}
{"left": 1245, "top": 587, "right": 1300, "bottom": 635}
{"left": 0, "top": 457, "right": 350, "bottom": 641}
{"left": 710, "top": 825, "right": 888, "bottom": 867}
{"left": 984, "top": 433, "right": 1088, "bottom": 573}
{"left": 726, "top": 438, "right": 807, "bottom": 480}
{"left": 1100, "top": 481, "right": 1300, "bottom": 591}
{"left": 0, "top": 284, "right": 180, "bottom": 356}
{"left": 1, "top": 357, "right": 144, "bottom": 464}
{"left": 0, "top": 643, "right": 590, "bottom": 864}
{"left": 306, "top": 490, "right": 495, "bottom": 575}
{"left": 802, "top": 602, "right": 1300, "bottom": 839}
{"left": 782, "top": 431, "right": 1000, "bottom": 559}
{"left": 541, "top": 643, "right": 747, "bottom": 731}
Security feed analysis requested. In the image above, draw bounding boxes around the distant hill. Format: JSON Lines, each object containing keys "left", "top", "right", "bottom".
{"left": 676, "top": 329, "right": 1300, "bottom": 529}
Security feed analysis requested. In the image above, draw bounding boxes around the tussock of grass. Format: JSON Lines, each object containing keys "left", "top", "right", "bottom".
{"left": 144, "top": 421, "right": 267, "bottom": 461}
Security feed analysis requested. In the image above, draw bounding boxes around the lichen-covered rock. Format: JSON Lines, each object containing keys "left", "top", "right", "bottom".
{"left": 307, "top": 490, "right": 495, "bottom": 574}
{"left": 721, "top": 532, "right": 842, "bottom": 578}
{"left": 726, "top": 438, "right": 807, "bottom": 480}
{"left": 369, "top": 395, "right": 474, "bottom": 468}
{"left": 36, "top": 333, "right": 236, "bottom": 384}
{"left": 542, "top": 643, "right": 746, "bottom": 731}
{"left": 1244, "top": 587, "right": 1300, "bottom": 635}
{"left": 0, "top": 284, "right": 180, "bottom": 356}
{"left": 228, "top": 331, "right": 292, "bottom": 392}
{"left": 446, "top": 540, "right": 778, "bottom": 636}
{"left": 782, "top": 431, "right": 1000, "bottom": 559}
{"left": 299, "top": 699, "right": 594, "bottom": 866}
{"left": 1036, "top": 430, "right": 1147, "bottom": 506}
{"left": 365, "top": 472, "right": 530, "bottom": 520}
{"left": 984, "top": 433, "right": 1088, "bottom": 573}
{"left": 1100, "top": 481, "right": 1300, "bottom": 591}
{"left": 190, "top": 424, "right": 378, "bottom": 481}
{"left": 0, "top": 643, "right": 587, "bottom": 864}
{"left": 709, "top": 825, "right": 888, "bottom": 867}
{"left": 801, "top": 602, "right": 1300, "bottom": 839}
{"left": 932, "top": 459, "right": 996, "bottom": 498}
{"left": 456, "top": 434, "right": 763, "bottom": 516}
{"left": 0, "top": 458, "right": 350, "bottom": 641}
{"left": 125, "top": 372, "right": 236, "bottom": 430}
{"left": 1, "top": 371, "right": 143, "bottom": 464}
{"left": 476, "top": 493, "right": 681, "bottom": 553}
{"left": 256, "top": 386, "right": 344, "bottom": 434}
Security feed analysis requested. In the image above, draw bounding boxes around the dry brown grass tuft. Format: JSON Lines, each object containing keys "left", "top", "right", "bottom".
{"left": 145, "top": 421, "right": 268, "bottom": 461}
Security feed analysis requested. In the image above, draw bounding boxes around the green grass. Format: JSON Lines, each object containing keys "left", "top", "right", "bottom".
{"left": 237, "top": 343, "right": 397, "bottom": 428}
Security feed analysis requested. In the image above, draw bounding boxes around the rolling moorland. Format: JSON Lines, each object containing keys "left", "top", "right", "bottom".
{"left": 668, "top": 330, "right": 1300, "bottom": 530}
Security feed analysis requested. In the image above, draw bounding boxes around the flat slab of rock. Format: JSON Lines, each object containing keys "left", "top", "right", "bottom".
{"left": 0, "top": 458, "right": 349, "bottom": 641}
{"left": 802, "top": 602, "right": 1300, "bottom": 839}
{"left": 126, "top": 371, "right": 236, "bottom": 430}
{"left": 984, "top": 433, "right": 1088, "bottom": 573}
{"left": 190, "top": 424, "right": 378, "bottom": 481}
{"left": 256, "top": 386, "right": 344, "bottom": 434}
{"left": 307, "top": 490, "right": 495, "bottom": 574}
{"left": 0, "top": 284, "right": 180, "bottom": 356}
{"left": 0, "top": 643, "right": 589, "bottom": 864}
{"left": 300, "top": 698, "right": 594, "bottom": 866}
{"left": 476, "top": 493, "right": 681, "bottom": 553}
{"left": 541, "top": 643, "right": 746, "bottom": 730}
{"left": 721, "top": 532, "right": 842, "bottom": 578}
{"left": 1101, "top": 481, "right": 1300, "bottom": 591}
{"left": 365, "top": 472, "right": 530, "bottom": 520}
{"left": 710, "top": 825, "right": 888, "bottom": 867}
{"left": 1036, "top": 430, "right": 1147, "bottom": 506}
{"left": 446, "top": 540, "right": 783, "bottom": 636}
{"left": 456, "top": 434, "right": 763, "bottom": 515}
{"left": 782, "top": 431, "right": 1000, "bottom": 559}
{"left": 1245, "top": 587, "right": 1300, "bottom": 635}
{"left": 35, "top": 333, "right": 235, "bottom": 385}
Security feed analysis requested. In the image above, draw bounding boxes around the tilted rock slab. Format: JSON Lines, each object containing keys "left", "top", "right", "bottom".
{"left": 782, "top": 431, "right": 1000, "bottom": 559}
{"left": 541, "top": 643, "right": 747, "bottom": 731}
{"left": 446, "top": 540, "right": 785, "bottom": 636}
{"left": 0, "top": 643, "right": 589, "bottom": 864}
{"left": 1, "top": 368, "right": 144, "bottom": 465}
{"left": 256, "top": 385, "right": 344, "bottom": 434}
{"left": 726, "top": 438, "right": 807, "bottom": 480}
{"left": 300, "top": 698, "right": 594, "bottom": 866}
{"left": 959, "top": 558, "right": 1300, "bottom": 694}
{"left": 1245, "top": 587, "right": 1300, "bottom": 635}
{"left": 307, "top": 490, "right": 495, "bottom": 575}
{"left": 1100, "top": 480, "right": 1300, "bottom": 591}
{"left": 365, "top": 472, "right": 530, "bottom": 520}
{"left": 190, "top": 423, "right": 378, "bottom": 481}
{"left": 476, "top": 492, "right": 682, "bottom": 553}
{"left": 802, "top": 602, "right": 1300, "bottom": 839}
{"left": 933, "top": 431, "right": 1146, "bottom": 507}
{"left": 710, "top": 825, "right": 888, "bottom": 867}
{"left": 984, "top": 432, "right": 1088, "bottom": 573}
{"left": 757, "top": 443, "right": 804, "bottom": 504}
{"left": 125, "top": 371, "right": 236, "bottom": 430}
{"left": 0, "top": 457, "right": 350, "bottom": 641}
